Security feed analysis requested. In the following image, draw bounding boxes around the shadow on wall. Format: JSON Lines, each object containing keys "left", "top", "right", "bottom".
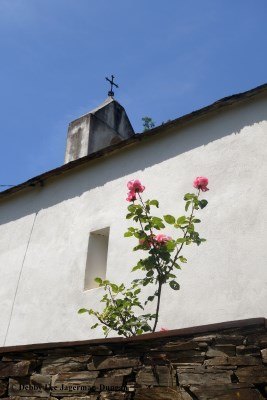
{"left": 0, "top": 97, "right": 266, "bottom": 225}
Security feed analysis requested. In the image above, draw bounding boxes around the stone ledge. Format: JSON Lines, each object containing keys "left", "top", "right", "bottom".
{"left": 0, "top": 320, "right": 266, "bottom": 400}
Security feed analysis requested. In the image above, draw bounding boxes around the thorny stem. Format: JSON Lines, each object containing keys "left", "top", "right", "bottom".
{"left": 95, "top": 315, "right": 112, "bottom": 337}
{"left": 152, "top": 280, "right": 162, "bottom": 332}
{"left": 137, "top": 193, "right": 162, "bottom": 275}
{"left": 136, "top": 193, "right": 165, "bottom": 333}
{"left": 169, "top": 189, "right": 200, "bottom": 270}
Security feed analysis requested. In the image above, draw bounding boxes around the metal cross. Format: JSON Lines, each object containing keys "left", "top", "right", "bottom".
{"left": 105, "top": 75, "right": 119, "bottom": 97}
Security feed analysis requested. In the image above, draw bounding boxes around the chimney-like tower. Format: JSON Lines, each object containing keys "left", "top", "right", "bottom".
{"left": 64, "top": 97, "right": 135, "bottom": 163}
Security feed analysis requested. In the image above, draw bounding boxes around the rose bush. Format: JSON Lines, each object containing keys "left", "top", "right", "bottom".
{"left": 79, "top": 177, "right": 209, "bottom": 337}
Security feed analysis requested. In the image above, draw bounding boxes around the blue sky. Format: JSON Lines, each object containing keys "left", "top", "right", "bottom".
{"left": 0, "top": 0, "right": 266, "bottom": 187}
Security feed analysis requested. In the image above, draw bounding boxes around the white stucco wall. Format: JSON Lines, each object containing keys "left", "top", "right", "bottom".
{"left": 1, "top": 95, "right": 267, "bottom": 346}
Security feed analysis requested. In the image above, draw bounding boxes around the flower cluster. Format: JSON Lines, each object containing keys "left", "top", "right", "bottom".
{"left": 127, "top": 177, "right": 209, "bottom": 199}
{"left": 126, "top": 179, "right": 145, "bottom": 202}
{"left": 126, "top": 176, "right": 208, "bottom": 247}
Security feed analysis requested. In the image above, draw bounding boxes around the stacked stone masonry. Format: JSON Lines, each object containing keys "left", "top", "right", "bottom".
{"left": 0, "top": 321, "right": 267, "bottom": 400}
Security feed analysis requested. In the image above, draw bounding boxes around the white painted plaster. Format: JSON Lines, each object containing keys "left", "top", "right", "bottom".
{"left": 0, "top": 96, "right": 267, "bottom": 346}
{"left": 0, "top": 213, "right": 36, "bottom": 345}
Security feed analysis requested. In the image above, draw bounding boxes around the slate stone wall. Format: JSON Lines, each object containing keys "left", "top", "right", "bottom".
{"left": 0, "top": 321, "right": 267, "bottom": 400}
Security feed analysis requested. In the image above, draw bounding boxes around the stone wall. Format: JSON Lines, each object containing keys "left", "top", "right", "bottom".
{"left": 0, "top": 319, "right": 266, "bottom": 400}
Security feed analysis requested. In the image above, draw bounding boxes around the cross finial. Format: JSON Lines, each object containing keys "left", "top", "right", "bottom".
{"left": 105, "top": 75, "right": 119, "bottom": 97}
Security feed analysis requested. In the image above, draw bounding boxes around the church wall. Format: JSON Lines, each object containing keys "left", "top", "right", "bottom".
{"left": 0, "top": 96, "right": 267, "bottom": 346}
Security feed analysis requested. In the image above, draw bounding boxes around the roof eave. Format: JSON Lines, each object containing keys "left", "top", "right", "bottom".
{"left": 1, "top": 82, "right": 267, "bottom": 202}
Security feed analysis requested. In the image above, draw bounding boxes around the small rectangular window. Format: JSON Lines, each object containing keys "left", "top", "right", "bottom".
{"left": 84, "top": 227, "right": 110, "bottom": 290}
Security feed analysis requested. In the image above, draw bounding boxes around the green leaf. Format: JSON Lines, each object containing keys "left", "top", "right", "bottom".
{"left": 166, "top": 240, "right": 176, "bottom": 251}
{"left": 132, "top": 264, "right": 141, "bottom": 271}
{"left": 192, "top": 218, "right": 201, "bottom": 223}
{"left": 110, "top": 283, "right": 119, "bottom": 293}
{"left": 126, "top": 213, "right": 133, "bottom": 219}
{"left": 176, "top": 238, "right": 187, "bottom": 244}
{"left": 142, "top": 278, "right": 151, "bottom": 286}
{"left": 78, "top": 308, "right": 88, "bottom": 314}
{"left": 164, "top": 214, "right": 175, "bottom": 224}
{"left": 184, "top": 193, "right": 194, "bottom": 201}
{"left": 169, "top": 280, "right": 180, "bottom": 290}
{"left": 185, "top": 201, "right": 191, "bottom": 212}
{"left": 94, "top": 277, "right": 102, "bottom": 284}
{"left": 152, "top": 217, "right": 163, "bottom": 224}
{"left": 177, "top": 216, "right": 187, "bottom": 225}
{"left": 179, "top": 256, "right": 187, "bottom": 263}
{"left": 142, "top": 324, "right": 152, "bottom": 332}
{"left": 91, "top": 323, "right": 99, "bottom": 329}
{"left": 150, "top": 200, "right": 159, "bottom": 208}
{"left": 187, "top": 223, "right": 195, "bottom": 233}
{"left": 133, "top": 244, "right": 143, "bottom": 251}
{"left": 199, "top": 199, "right": 208, "bottom": 209}
{"left": 154, "top": 223, "right": 165, "bottom": 230}
{"left": 166, "top": 273, "right": 176, "bottom": 279}
{"left": 124, "top": 231, "right": 133, "bottom": 237}
{"left": 138, "top": 260, "right": 145, "bottom": 267}
{"left": 151, "top": 216, "right": 165, "bottom": 229}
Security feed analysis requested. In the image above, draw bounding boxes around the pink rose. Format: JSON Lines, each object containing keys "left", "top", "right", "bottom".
{"left": 127, "top": 179, "right": 145, "bottom": 193}
{"left": 160, "top": 327, "right": 169, "bottom": 332}
{"left": 193, "top": 176, "right": 209, "bottom": 192}
{"left": 126, "top": 191, "right": 136, "bottom": 202}
{"left": 154, "top": 234, "right": 172, "bottom": 244}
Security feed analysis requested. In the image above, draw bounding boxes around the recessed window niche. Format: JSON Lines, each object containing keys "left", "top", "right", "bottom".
{"left": 84, "top": 227, "right": 110, "bottom": 290}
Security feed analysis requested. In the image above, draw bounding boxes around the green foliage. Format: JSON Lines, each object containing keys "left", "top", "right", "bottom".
{"left": 199, "top": 199, "right": 208, "bottom": 209}
{"left": 142, "top": 116, "right": 155, "bottom": 132}
{"left": 149, "top": 200, "right": 159, "bottom": 208}
{"left": 169, "top": 280, "right": 180, "bottom": 290}
{"left": 164, "top": 215, "right": 176, "bottom": 224}
{"left": 78, "top": 308, "right": 89, "bottom": 314}
{"left": 79, "top": 182, "right": 208, "bottom": 337}
{"left": 82, "top": 279, "right": 153, "bottom": 337}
